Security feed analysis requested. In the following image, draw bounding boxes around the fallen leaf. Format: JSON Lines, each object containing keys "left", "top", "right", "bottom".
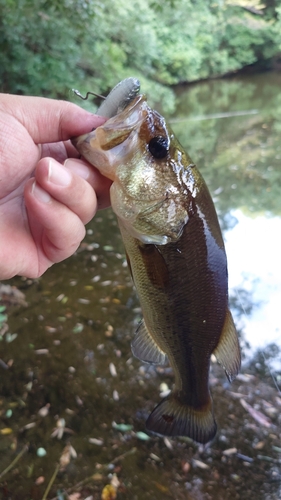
{"left": 240, "top": 399, "right": 272, "bottom": 428}
{"left": 35, "top": 349, "right": 49, "bottom": 355}
{"left": 135, "top": 431, "right": 150, "bottom": 441}
{"left": 253, "top": 441, "right": 265, "bottom": 450}
{"left": 78, "top": 298, "right": 90, "bottom": 304}
{"left": 59, "top": 444, "right": 77, "bottom": 470}
{"left": 163, "top": 437, "right": 173, "bottom": 449}
{"left": 181, "top": 461, "right": 191, "bottom": 473}
{"left": 223, "top": 447, "right": 237, "bottom": 456}
{"left": 35, "top": 476, "right": 45, "bottom": 485}
{"left": 38, "top": 404, "right": 50, "bottom": 417}
{"left": 192, "top": 459, "right": 209, "bottom": 469}
{"left": 5, "top": 333, "right": 18, "bottom": 343}
{"left": 153, "top": 481, "right": 170, "bottom": 493}
{"left": 89, "top": 438, "right": 104, "bottom": 446}
{"left": 101, "top": 484, "right": 117, "bottom": 500}
{"left": 45, "top": 326, "right": 57, "bottom": 333}
{"left": 72, "top": 323, "right": 84, "bottom": 334}
{"left": 0, "top": 427, "right": 13, "bottom": 435}
{"left": 111, "top": 474, "right": 120, "bottom": 489}
{"left": 109, "top": 363, "right": 117, "bottom": 377}
{"left": 112, "top": 422, "right": 133, "bottom": 432}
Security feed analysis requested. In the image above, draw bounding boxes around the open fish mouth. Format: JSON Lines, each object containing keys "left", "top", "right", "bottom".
{"left": 72, "top": 95, "right": 145, "bottom": 150}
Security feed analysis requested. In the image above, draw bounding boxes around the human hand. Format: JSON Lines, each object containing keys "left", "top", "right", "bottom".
{"left": 0, "top": 94, "right": 112, "bottom": 280}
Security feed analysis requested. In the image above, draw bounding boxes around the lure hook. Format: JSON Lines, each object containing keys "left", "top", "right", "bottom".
{"left": 72, "top": 89, "right": 106, "bottom": 101}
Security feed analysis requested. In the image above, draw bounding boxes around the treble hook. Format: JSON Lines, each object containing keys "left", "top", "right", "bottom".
{"left": 72, "top": 89, "right": 106, "bottom": 101}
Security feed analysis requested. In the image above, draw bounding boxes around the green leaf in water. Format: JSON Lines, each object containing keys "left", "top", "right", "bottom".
{"left": 135, "top": 431, "right": 150, "bottom": 441}
{"left": 5, "top": 333, "right": 18, "bottom": 343}
{"left": 56, "top": 490, "right": 66, "bottom": 500}
{"left": 112, "top": 422, "right": 133, "bottom": 432}
{"left": 0, "top": 313, "right": 8, "bottom": 323}
{"left": 272, "top": 446, "right": 281, "bottom": 453}
{"left": 26, "top": 464, "right": 34, "bottom": 478}
{"left": 72, "top": 323, "right": 84, "bottom": 334}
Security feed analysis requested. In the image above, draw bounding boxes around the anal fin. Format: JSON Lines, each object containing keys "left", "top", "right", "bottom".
{"left": 213, "top": 309, "right": 241, "bottom": 382}
{"left": 131, "top": 320, "right": 167, "bottom": 365}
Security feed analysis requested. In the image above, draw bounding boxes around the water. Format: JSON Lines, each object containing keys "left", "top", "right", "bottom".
{"left": 171, "top": 72, "right": 281, "bottom": 384}
{"left": 0, "top": 72, "right": 281, "bottom": 499}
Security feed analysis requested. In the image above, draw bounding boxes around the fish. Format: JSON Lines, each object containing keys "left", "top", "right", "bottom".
{"left": 72, "top": 79, "right": 241, "bottom": 444}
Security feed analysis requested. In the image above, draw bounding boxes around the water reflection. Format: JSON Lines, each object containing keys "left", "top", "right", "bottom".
{"left": 171, "top": 72, "right": 281, "bottom": 380}
{"left": 171, "top": 71, "right": 281, "bottom": 217}
{"left": 226, "top": 210, "right": 281, "bottom": 375}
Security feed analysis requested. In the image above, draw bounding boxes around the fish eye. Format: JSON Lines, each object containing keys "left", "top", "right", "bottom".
{"left": 148, "top": 136, "right": 169, "bottom": 159}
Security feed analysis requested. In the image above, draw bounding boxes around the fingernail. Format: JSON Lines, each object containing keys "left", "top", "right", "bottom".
{"left": 48, "top": 159, "right": 72, "bottom": 186}
{"left": 32, "top": 181, "right": 51, "bottom": 203}
{"left": 64, "top": 159, "right": 90, "bottom": 180}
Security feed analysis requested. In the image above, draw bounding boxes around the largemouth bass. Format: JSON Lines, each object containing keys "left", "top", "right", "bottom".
{"left": 72, "top": 79, "right": 241, "bottom": 444}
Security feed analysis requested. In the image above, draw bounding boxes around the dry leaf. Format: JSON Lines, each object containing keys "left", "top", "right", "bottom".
{"left": 240, "top": 399, "right": 271, "bottom": 428}
{"left": 223, "top": 447, "right": 237, "bottom": 456}
{"left": 35, "top": 476, "right": 45, "bottom": 485}
{"left": 101, "top": 484, "right": 117, "bottom": 500}
{"left": 192, "top": 459, "right": 210, "bottom": 469}
{"left": 0, "top": 427, "right": 13, "bottom": 435}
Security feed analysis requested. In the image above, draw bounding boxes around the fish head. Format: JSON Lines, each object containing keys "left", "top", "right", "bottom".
{"left": 72, "top": 94, "right": 197, "bottom": 244}
{"left": 72, "top": 94, "right": 171, "bottom": 179}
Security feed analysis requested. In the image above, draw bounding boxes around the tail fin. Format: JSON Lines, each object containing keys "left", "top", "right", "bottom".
{"left": 146, "top": 394, "right": 217, "bottom": 444}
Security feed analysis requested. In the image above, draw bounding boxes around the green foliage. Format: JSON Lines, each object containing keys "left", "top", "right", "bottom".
{"left": 0, "top": 0, "right": 281, "bottom": 110}
{"left": 0, "top": 0, "right": 88, "bottom": 96}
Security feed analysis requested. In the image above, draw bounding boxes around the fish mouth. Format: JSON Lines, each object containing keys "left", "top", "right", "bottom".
{"left": 71, "top": 94, "right": 147, "bottom": 171}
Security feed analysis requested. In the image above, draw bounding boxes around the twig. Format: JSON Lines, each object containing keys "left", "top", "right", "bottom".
{"left": 0, "top": 443, "right": 29, "bottom": 478}
{"left": 42, "top": 463, "right": 60, "bottom": 500}
{"left": 49, "top": 447, "right": 137, "bottom": 500}
{"left": 49, "top": 474, "right": 100, "bottom": 500}
{"left": 111, "top": 446, "right": 137, "bottom": 464}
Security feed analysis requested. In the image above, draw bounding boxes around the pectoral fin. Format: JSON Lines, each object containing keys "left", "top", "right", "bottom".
{"left": 131, "top": 320, "right": 167, "bottom": 365}
{"left": 138, "top": 244, "right": 169, "bottom": 289}
{"left": 213, "top": 309, "right": 241, "bottom": 382}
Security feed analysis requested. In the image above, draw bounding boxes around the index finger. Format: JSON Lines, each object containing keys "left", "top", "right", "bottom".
{"left": 0, "top": 94, "right": 106, "bottom": 144}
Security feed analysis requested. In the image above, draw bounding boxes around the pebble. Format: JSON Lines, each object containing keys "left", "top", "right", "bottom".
{"left": 109, "top": 363, "right": 117, "bottom": 377}
{"left": 37, "top": 447, "right": 47, "bottom": 457}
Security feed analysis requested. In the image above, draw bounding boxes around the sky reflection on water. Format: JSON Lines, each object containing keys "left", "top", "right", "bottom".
{"left": 225, "top": 210, "right": 281, "bottom": 374}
